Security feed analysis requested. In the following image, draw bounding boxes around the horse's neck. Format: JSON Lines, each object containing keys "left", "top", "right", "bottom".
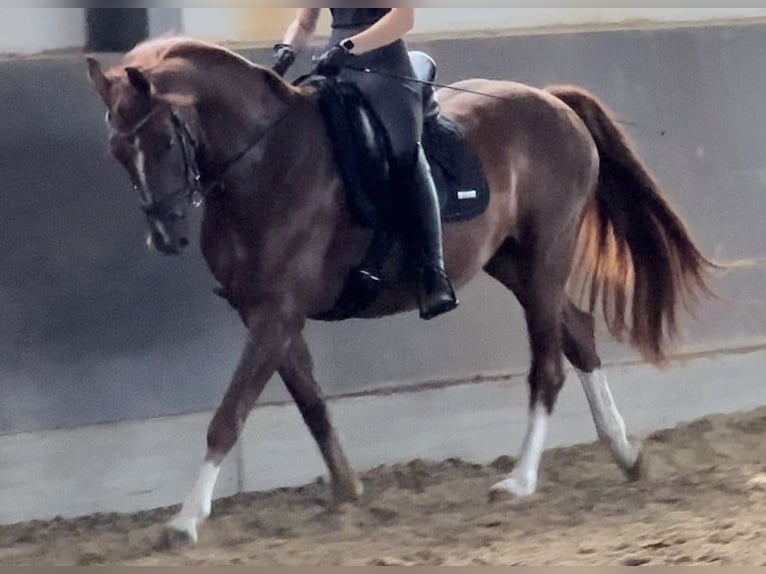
{"left": 205, "top": 95, "right": 321, "bottom": 214}
{"left": 195, "top": 67, "right": 294, "bottom": 170}
{"left": 199, "top": 95, "right": 339, "bottom": 289}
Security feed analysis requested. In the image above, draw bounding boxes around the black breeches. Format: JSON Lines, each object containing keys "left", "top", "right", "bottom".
{"left": 329, "top": 29, "right": 423, "bottom": 170}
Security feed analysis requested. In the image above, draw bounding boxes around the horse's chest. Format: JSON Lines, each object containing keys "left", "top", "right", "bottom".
{"left": 203, "top": 227, "right": 251, "bottom": 285}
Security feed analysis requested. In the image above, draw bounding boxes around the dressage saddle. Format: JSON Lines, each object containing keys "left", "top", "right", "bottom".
{"left": 311, "top": 50, "right": 490, "bottom": 229}
{"left": 307, "top": 51, "right": 491, "bottom": 320}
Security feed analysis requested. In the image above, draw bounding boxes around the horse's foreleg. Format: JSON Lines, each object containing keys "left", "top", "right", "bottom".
{"left": 164, "top": 304, "right": 297, "bottom": 546}
{"left": 278, "top": 334, "right": 363, "bottom": 505}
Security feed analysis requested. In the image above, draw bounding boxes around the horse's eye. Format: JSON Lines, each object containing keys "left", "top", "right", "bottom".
{"left": 166, "top": 138, "right": 174, "bottom": 150}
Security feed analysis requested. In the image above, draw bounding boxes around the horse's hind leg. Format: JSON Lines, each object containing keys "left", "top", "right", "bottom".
{"left": 484, "top": 240, "right": 567, "bottom": 498}
{"left": 562, "top": 301, "right": 643, "bottom": 480}
{"left": 278, "top": 334, "right": 363, "bottom": 504}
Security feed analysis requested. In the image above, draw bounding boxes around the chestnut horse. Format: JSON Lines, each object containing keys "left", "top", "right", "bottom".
{"left": 86, "top": 36, "right": 714, "bottom": 546}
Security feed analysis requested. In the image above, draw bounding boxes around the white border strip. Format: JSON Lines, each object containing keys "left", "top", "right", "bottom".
{"left": 2, "top": 348, "right": 764, "bottom": 525}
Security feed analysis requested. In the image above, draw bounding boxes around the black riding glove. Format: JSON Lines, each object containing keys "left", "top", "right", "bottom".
{"left": 272, "top": 43, "right": 296, "bottom": 77}
{"left": 314, "top": 44, "right": 354, "bottom": 76}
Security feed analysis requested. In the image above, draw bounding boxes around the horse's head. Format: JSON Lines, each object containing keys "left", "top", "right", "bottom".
{"left": 87, "top": 57, "right": 199, "bottom": 256}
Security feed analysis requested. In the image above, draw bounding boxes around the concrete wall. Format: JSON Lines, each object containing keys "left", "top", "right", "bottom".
{"left": 2, "top": 16, "right": 766, "bottom": 524}
{"left": 4, "top": 347, "right": 765, "bottom": 524}
{"left": 412, "top": 8, "right": 766, "bottom": 34}
{"left": 2, "top": 21, "right": 765, "bottom": 441}
{"left": 0, "top": 8, "right": 85, "bottom": 55}
{"left": 5, "top": 8, "right": 766, "bottom": 54}
{"left": 183, "top": 8, "right": 766, "bottom": 43}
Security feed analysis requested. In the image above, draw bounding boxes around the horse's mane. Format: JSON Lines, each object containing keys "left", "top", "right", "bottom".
{"left": 121, "top": 35, "right": 262, "bottom": 75}
{"left": 109, "top": 34, "right": 295, "bottom": 114}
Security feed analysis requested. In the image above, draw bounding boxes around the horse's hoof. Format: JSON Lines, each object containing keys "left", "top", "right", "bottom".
{"left": 488, "top": 476, "right": 536, "bottom": 502}
{"left": 623, "top": 444, "right": 646, "bottom": 482}
{"left": 158, "top": 527, "right": 196, "bottom": 551}
{"left": 333, "top": 476, "right": 364, "bottom": 504}
{"left": 488, "top": 487, "right": 514, "bottom": 504}
{"left": 158, "top": 517, "right": 198, "bottom": 550}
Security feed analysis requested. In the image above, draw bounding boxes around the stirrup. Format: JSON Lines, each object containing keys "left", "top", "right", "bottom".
{"left": 352, "top": 268, "right": 382, "bottom": 289}
{"left": 344, "top": 267, "right": 383, "bottom": 305}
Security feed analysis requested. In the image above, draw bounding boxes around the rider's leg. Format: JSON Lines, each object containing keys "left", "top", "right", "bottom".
{"left": 382, "top": 81, "right": 458, "bottom": 320}
{"left": 341, "top": 52, "right": 458, "bottom": 320}
{"left": 402, "top": 143, "right": 459, "bottom": 320}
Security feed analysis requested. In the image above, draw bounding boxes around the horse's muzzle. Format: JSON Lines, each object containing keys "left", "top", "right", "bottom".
{"left": 146, "top": 230, "right": 188, "bottom": 256}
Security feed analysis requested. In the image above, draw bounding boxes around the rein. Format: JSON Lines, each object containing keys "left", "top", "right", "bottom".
{"left": 341, "top": 65, "right": 667, "bottom": 137}
{"left": 120, "top": 108, "right": 290, "bottom": 223}
{"left": 138, "top": 112, "right": 206, "bottom": 222}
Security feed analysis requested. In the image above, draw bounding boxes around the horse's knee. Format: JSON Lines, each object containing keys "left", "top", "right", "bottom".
{"left": 298, "top": 400, "right": 333, "bottom": 442}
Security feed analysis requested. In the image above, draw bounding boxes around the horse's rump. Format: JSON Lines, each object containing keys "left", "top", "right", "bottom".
{"left": 549, "top": 85, "right": 717, "bottom": 363}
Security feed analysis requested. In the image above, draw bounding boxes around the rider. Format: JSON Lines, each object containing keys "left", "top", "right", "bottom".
{"left": 272, "top": 8, "right": 459, "bottom": 321}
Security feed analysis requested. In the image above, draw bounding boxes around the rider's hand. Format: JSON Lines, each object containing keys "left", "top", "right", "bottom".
{"left": 272, "top": 43, "right": 296, "bottom": 77}
{"left": 314, "top": 44, "right": 354, "bottom": 76}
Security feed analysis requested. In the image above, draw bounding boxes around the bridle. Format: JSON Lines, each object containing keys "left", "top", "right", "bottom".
{"left": 137, "top": 111, "right": 207, "bottom": 222}
{"left": 109, "top": 106, "right": 288, "bottom": 224}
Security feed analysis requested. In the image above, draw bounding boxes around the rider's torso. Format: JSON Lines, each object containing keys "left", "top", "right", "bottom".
{"left": 329, "top": 8, "right": 391, "bottom": 29}
{"left": 326, "top": 7, "right": 422, "bottom": 159}
{"left": 327, "top": 8, "right": 409, "bottom": 74}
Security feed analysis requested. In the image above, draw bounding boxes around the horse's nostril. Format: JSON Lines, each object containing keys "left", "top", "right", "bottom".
{"left": 179, "top": 237, "right": 190, "bottom": 249}
{"left": 152, "top": 232, "right": 165, "bottom": 246}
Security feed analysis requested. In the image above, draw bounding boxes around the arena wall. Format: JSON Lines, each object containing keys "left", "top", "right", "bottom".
{"left": 4, "top": 8, "right": 766, "bottom": 55}
{"left": 1, "top": 11, "right": 765, "bottom": 524}
{"left": 183, "top": 8, "right": 766, "bottom": 42}
{"left": 0, "top": 8, "right": 85, "bottom": 55}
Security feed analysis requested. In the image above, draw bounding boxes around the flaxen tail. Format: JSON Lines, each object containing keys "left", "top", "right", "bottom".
{"left": 547, "top": 85, "right": 718, "bottom": 364}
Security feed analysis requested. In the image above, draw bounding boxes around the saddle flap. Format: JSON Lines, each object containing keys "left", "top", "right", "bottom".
{"left": 311, "top": 73, "right": 489, "bottom": 229}
{"left": 423, "top": 115, "right": 491, "bottom": 223}
{"left": 312, "top": 77, "right": 393, "bottom": 228}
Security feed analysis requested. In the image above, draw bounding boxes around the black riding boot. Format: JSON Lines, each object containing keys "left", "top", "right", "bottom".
{"left": 407, "top": 143, "right": 459, "bottom": 320}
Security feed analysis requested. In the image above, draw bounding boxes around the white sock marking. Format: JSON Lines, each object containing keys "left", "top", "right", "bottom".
{"left": 167, "top": 462, "right": 221, "bottom": 543}
{"left": 578, "top": 369, "right": 639, "bottom": 469}
{"left": 491, "top": 404, "right": 549, "bottom": 497}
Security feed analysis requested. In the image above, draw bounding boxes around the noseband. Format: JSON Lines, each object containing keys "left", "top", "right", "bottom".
{"left": 138, "top": 111, "right": 207, "bottom": 222}
{"left": 130, "top": 108, "right": 289, "bottom": 224}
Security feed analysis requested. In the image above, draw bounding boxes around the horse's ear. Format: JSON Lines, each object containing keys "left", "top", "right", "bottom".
{"left": 125, "top": 67, "right": 152, "bottom": 97}
{"left": 86, "top": 56, "right": 112, "bottom": 107}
